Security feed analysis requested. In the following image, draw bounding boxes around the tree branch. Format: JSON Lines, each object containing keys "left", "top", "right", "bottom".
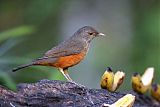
{"left": 0, "top": 79, "right": 159, "bottom": 107}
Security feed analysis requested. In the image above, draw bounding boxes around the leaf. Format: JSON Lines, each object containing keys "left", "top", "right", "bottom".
{"left": 0, "top": 25, "right": 35, "bottom": 42}
{"left": 0, "top": 71, "right": 16, "bottom": 90}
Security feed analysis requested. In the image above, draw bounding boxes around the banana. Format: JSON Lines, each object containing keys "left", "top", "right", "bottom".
{"left": 101, "top": 67, "right": 114, "bottom": 91}
{"left": 102, "top": 94, "right": 135, "bottom": 107}
{"left": 112, "top": 71, "right": 125, "bottom": 91}
{"left": 101, "top": 67, "right": 125, "bottom": 92}
{"left": 131, "top": 73, "right": 148, "bottom": 94}
{"left": 131, "top": 67, "right": 154, "bottom": 94}
{"left": 141, "top": 67, "right": 154, "bottom": 86}
{"left": 151, "top": 84, "right": 160, "bottom": 102}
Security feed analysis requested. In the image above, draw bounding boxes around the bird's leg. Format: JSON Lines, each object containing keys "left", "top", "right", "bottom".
{"left": 58, "top": 68, "right": 85, "bottom": 87}
{"left": 63, "top": 69, "right": 74, "bottom": 82}
{"left": 58, "top": 68, "right": 73, "bottom": 82}
{"left": 58, "top": 68, "right": 93, "bottom": 104}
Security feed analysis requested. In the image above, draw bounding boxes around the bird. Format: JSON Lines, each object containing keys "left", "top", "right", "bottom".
{"left": 12, "top": 26, "right": 105, "bottom": 83}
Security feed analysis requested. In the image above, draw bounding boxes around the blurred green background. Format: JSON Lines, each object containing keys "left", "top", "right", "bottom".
{"left": 0, "top": 0, "right": 159, "bottom": 91}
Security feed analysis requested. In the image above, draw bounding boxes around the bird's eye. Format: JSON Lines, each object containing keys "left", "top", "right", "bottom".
{"left": 88, "top": 32, "right": 94, "bottom": 35}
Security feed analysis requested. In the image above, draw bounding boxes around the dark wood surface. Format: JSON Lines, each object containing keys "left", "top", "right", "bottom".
{"left": 0, "top": 79, "right": 159, "bottom": 107}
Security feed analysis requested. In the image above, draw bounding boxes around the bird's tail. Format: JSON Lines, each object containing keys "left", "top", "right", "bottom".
{"left": 12, "top": 63, "right": 34, "bottom": 72}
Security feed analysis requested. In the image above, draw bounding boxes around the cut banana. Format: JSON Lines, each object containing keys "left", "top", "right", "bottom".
{"left": 151, "top": 84, "right": 160, "bottom": 102}
{"left": 131, "top": 67, "right": 154, "bottom": 94}
{"left": 101, "top": 67, "right": 114, "bottom": 91}
{"left": 141, "top": 67, "right": 154, "bottom": 86}
{"left": 131, "top": 73, "right": 148, "bottom": 94}
{"left": 101, "top": 67, "right": 125, "bottom": 92}
{"left": 102, "top": 94, "right": 135, "bottom": 107}
{"left": 112, "top": 71, "right": 125, "bottom": 91}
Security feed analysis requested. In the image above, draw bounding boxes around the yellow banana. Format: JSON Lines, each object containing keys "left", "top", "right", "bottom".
{"left": 131, "top": 67, "right": 154, "bottom": 94}
{"left": 151, "top": 84, "right": 160, "bottom": 102}
{"left": 131, "top": 73, "right": 148, "bottom": 94}
{"left": 101, "top": 67, "right": 114, "bottom": 91}
{"left": 101, "top": 67, "right": 125, "bottom": 92}
{"left": 102, "top": 94, "right": 135, "bottom": 107}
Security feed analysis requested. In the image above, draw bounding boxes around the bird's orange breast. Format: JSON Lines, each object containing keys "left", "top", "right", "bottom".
{"left": 52, "top": 51, "right": 86, "bottom": 69}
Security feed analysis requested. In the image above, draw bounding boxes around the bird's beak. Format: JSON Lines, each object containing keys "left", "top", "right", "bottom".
{"left": 98, "top": 33, "right": 106, "bottom": 37}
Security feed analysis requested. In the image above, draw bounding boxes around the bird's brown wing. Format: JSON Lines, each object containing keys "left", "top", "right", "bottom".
{"left": 39, "top": 39, "right": 87, "bottom": 60}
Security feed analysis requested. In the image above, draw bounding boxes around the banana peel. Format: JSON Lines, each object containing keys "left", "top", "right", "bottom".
{"left": 151, "top": 84, "right": 160, "bottom": 102}
{"left": 101, "top": 67, "right": 125, "bottom": 92}
{"left": 101, "top": 67, "right": 114, "bottom": 91}
{"left": 131, "top": 73, "right": 148, "bottom": 94}
{"left": 131, "top": 67, "right": 154, "bottom": 94}
{"left": 102, "top": 94, "right": 135, "bottom": 107}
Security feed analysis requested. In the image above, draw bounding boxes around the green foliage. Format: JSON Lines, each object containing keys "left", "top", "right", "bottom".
{"left": 0, "top": 71, "right": 16, "bottom": 90}
{"left": 0, "top": 0, "right": 65, "bottom": 90}
{"left": 0, "top": 26, "right": 35, "bottom": 42}
{"left": 0, "top": 26, "right": 35, "bottom": 90}
{"left": 131, "top": 1, "right": 160, "bottom": 82}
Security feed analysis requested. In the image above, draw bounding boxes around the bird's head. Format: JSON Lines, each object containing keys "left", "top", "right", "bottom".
{"left": 73, "top": 26, "right": 105, "bottom": 42}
